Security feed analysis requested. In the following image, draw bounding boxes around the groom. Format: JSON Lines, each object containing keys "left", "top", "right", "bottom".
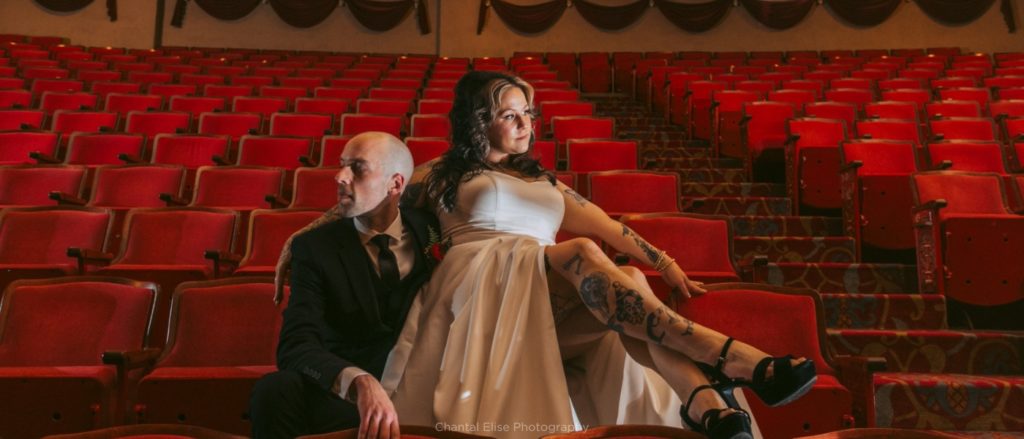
{"left": 249, "top": 132, "right": 438, "bottom": 439}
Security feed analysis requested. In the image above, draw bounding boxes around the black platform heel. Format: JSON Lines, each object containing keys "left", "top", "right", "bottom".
{"left": 680, "top": 384, "right": 753, "bottom": 439}
{"left": 698, "top": 337, "right": 818, "bottom": 407}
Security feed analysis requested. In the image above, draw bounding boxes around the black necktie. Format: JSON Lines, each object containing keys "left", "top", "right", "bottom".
{"left": 371, "top": 234, "right": 400, "bottom": 290}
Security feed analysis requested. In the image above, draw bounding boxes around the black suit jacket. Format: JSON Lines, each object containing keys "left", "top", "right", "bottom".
{"left": 276, "top": 206, "right": 438, "bottom": 393}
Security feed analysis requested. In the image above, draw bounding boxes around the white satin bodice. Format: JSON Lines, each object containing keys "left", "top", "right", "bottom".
{"left": 438, "top": 170, "right": 564, "bottom": 246}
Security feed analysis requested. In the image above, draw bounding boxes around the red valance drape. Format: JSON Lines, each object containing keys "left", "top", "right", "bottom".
{"left": 574, "top": 0, "right": 649, "bottom": 31}
{"left": 477, "top": 0, "right": 1016, "bottom": 35}
{"left": 36, "top": 0, "right": 117, "bottom": 21}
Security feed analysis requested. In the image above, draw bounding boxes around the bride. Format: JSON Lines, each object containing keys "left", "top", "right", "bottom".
{"left": 278, "top": 71, "right": 816, "bottom": 439}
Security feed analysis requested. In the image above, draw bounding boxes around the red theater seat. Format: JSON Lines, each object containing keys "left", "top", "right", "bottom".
{"left": 405, "top": 137, "right": 450, "bottom": 166}
{"left": 269, "top": 112, "right": 334, "bottom": 140}
{"left": 912, "top": 171, "right": 1024, "bottom": 306}
{"left": 0, "top": 130, "right": 58, "bottom": 165}
{"left": 619, "top": 213, "right": 741, "bottom": 296}
{"left": 0, "top": 207, "right": 112, "bottom": 291}
{"left": 588, "top": 170, "right": 679, "bottom": 217}
{"left": 126, "top": 278, "right": 282, "bottom": 435}
{"left": 785, "top": 117, "right": 848, "bottom": 214}
{"left": 0, "top": 164, "right": 87, "bottom": 208}
{"left": 839, "top": 140, "right": 920, "bottom": 259}
{"left": 676, "top": 283, "right": 854, "bottom": 439}
{"left": 0, "top": 277, "right": 157, "bottom": 439}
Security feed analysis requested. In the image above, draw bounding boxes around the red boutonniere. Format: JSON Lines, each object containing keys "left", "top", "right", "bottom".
{"left": 424, "top": 224, "right": 449, "bottom": 266}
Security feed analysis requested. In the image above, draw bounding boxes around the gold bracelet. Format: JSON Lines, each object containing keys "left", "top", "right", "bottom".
{"left": 654, "top": 253, "right": 676, "bottom": 272}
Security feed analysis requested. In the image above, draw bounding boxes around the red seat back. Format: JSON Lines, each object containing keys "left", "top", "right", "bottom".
{"left": 157, "top": 279, "right": 281, "bottom": 366}
{"left": 841, "top": 140, "right": 919, "bottom": 175}
{"left": 924, "top": 141, "right": 1007, "bottom": 174}
{"left": 241, "top": 209, "right": 325, "bottom": 268}
{"left": 588, "top": 171, "right": 679, "bottom": 215}
{"left": 552, "top": 116, "right": 615, "bottom": 144}
{"left": 65, "top": 133, "right": 145, "bottom": 165}
{"left": 289, "top": 168, "right": 339, "bottom": 209}
{"left": 566, "top": 139, "right": 637, "bottom": 173}
{"left": 913, "top": 171, "right": 1010, "bottom": 215}
{"left": 0, "top": 278, "right": 156, "bottom": 366}
{"left": 620, "top": 213, "right": 737, "bottom": 277}
{"left": 0, "top": 165, "right": 86, "bottom": 207}
{"left": 676, "top": 285, "right": 834, "bottom": 375}
{"left": 90, "top": 165, "right": 186, "bottom": 208}
{"left": 0, "top": 207, "right": 111, "bottom": 264}
{"left": 151, "top": 134, "right": 229, "bottom": 169}
{"left": 0, "top": 131, "right": 58, "bottom": 165}
{"left": 405, "top": 137, "right": 450, "bottom": 166}
{"left": 117, "top": 208, "right": 238, "bottom": 265}
{"left": 190, "top": 166, "right": 284, "bottom": 209}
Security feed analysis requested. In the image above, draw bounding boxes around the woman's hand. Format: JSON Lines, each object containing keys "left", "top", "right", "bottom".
{"left": 661, "top": 262, "right": 706, "bottom": 306}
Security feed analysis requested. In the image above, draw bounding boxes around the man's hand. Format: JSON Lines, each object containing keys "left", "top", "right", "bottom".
{"left": 353, "top": 374, "right": 400, "bottom": 439}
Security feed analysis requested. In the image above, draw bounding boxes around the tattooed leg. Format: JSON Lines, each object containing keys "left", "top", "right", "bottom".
{"left": 544, "top": 237, "right": 770, "bottom": 380}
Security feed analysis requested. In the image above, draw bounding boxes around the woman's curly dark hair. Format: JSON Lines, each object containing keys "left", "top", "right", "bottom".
{"left": 425, "top": 71, "right": 555, "bottom": 212}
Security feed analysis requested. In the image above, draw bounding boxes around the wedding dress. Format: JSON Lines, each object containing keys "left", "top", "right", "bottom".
{"left": 381, "top": 170, "right": 750, "bottom": 438}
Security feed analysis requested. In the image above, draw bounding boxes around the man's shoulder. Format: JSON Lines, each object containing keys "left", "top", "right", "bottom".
{"left": 292, "top": 217, "right": 349, "bottom": 251}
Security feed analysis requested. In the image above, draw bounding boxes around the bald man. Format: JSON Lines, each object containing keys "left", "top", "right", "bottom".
{"left": 250, "top": 132, "right": 439, "bottom": 439}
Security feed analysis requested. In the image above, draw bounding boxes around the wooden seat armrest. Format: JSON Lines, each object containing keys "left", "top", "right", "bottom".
{"left": 265, "top": 194, "right": 290, "bottom": 209}
{"left": 67, "top": 247, "right": 114, "bottom": 274}
{"left": 839, "top": 160, "right": 863, "bottom": 173}
{"left": 159, "top": 192, "right": 188, "bottom": 206}
{"left": 832, "top": 355, "right": 887, "bottom": 427}
{"left": 49, "top": 191, "right": 86, "bottom": 206}
{"left": 929, "top": 160, "right": 953, "bottom": 171}
{"left": 211, "top": 154, "right": 232, "bottom": 166}
{"left": 204, "top": 249, "right": 242, "bottom": 278}
{"left": 29, "top": 151, "right": 60, "bottom": 164}
{"left": 117, "top": 153, "right": 144, "bottom": 164}
{"left": 738, "top": 255, "right": 769, "bottom": 282}
{"left": 784, "top": 134, "right": 800, "bottom": 146}
{"left": 102, "top": 347, "right": 162, "bottom": 372}
{"left": 681, "top": 197, "right": 706, "bottom": 212}
{"left": 913, "top": 199, "right": 948, "bottom": 214}
{"left": 298, "top": 155, "right": 317, "bottom": 167}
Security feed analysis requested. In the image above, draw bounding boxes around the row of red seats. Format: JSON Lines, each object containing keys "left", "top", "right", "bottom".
{"left": 0, "top": 272, "right": 857, "bottom": 439}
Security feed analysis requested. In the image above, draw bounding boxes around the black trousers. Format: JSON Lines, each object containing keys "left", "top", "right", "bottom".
{"left": 250, "top": 370, "right": 360, "bottom": 439}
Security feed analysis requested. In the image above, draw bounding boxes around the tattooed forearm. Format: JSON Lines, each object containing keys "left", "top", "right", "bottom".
{"left": 562, "top": 253, "right": 583, "bottom": 275}
{"left": 622, "top": 225, "right": 661, "bottom": 264}
{"left": 580, "top": 271, "right": 611, "bottom": 320}
{"left": 564, "top": 188, "right": 588, "bottom": 207}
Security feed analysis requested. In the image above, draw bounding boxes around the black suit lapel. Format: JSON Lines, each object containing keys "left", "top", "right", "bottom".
{"left": 334, "top": 218, "right": 384, "bottom": 328}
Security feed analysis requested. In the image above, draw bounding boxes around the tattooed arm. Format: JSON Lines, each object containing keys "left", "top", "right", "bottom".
{"left": 556, "top": 180, "right": 706, "bottom": 299}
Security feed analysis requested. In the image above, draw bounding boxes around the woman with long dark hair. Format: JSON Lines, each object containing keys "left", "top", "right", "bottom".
{"left": 277, "top": 71, "right": 815, "bottom": 439}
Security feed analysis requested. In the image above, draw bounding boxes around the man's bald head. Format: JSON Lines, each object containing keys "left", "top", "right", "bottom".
{"left": 347, "top": 132, "right": 414, "bottom": 193}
